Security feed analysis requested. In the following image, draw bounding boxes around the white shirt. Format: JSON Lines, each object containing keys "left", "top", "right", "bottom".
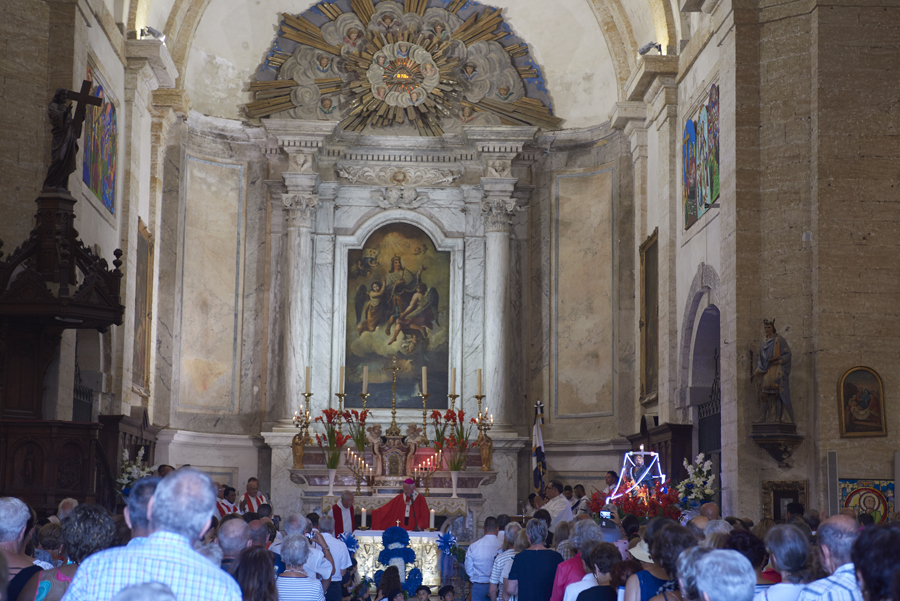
{"left": 276, "top": 575, "right": 327, "bottom": 601}
{"left": 321, "top": 532, "right": 352, "bottom": 583}
{"left": 464, "top": 533, "right": 502, "bottom": 584}
{"left": 544, "top": 495, "right": 574, "bottom": 532}
{"left": 564, "top": 574, "right": 597, "bottom": 601}
{"left": 753, "top": 583, "right": 806, "bottom": 601}
{"left": 571, "top": 497, "right": 589, "bottom": 516}
{"left": 303, "top": 545, "right": 334, "bottom": 582}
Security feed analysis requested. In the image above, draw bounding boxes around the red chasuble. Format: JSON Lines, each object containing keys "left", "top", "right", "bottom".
{"left": 371, "top": 492, "right": 430, "bottom": 531}
{"left": 330, "top": 503, "right": 355, "bottom": 536}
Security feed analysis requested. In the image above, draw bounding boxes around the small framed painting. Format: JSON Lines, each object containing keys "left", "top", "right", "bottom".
{"left": 762, "top": 480, "right": 808, "bottom": 521}
{"left": 838, "top": 366, "right": 886, "bottom": 437}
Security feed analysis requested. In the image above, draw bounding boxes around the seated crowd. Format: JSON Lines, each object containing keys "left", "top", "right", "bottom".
{"left": 2, "top": 474, "right": 899, "bottom": 601}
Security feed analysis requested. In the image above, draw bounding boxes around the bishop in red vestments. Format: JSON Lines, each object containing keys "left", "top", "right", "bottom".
{"left": 372, "top": 479, "right": 430, "bottom": 531}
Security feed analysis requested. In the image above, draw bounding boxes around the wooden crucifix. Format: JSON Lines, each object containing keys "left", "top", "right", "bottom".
{"left": 43, "top": 80, "right": 103, "bottom": 190}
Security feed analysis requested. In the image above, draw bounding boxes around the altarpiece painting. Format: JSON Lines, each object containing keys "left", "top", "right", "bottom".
{"left": 345, "top": 223, "right": 449, "bottom": 408}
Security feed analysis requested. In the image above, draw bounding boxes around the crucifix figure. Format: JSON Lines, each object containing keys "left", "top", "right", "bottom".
{"left": 396, "top": 520, "right": 400, "bottom": 527}
{"left": 43, "top": 80, "right": 103, "bottom": 190}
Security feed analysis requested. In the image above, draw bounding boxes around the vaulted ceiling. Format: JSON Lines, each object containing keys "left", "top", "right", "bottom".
{"left": 118, "top": 0, "right": 685, "bottom": 128}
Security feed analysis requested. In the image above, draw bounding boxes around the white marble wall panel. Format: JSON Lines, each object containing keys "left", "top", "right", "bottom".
{"left": 157, "top": 429, "right": 265, "bottom": 495}
{"left": 311, "top": 231, "right": 336, "bottom": 413}
{"left": 178, "top": 157, "right": 245, "bottom": 414}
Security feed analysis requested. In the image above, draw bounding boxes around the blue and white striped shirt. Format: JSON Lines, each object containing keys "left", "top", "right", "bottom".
{"left": 797, "top": 564, "right": 863, "bottom": 601}
{"left": 61, "top": 531, "right": 242, "bottom": 601}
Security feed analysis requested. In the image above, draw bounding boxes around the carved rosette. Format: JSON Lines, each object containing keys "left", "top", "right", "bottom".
{"left": 282, "top": 193, "right": 318, "bottom": 228}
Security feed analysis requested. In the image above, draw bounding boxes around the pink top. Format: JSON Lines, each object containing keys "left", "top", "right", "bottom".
{"left": 551, "top": 553, "right": 586, "bottom": 601}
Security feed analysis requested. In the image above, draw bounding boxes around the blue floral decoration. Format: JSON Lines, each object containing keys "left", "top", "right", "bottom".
{"left": 381, "top": 526, "right": 410, "bottom": 547}
{"left": 436, "top": 532, "right": 457, "bottom": 555}
{"left": 378, "top": 546, "right": 416, "bottom": 565}
{"left": 374, "top": 570, "right": 384, "bottom": 588}
{"left": 340, "top": 532, "right": 359, "bottom": 555}
{"left": 403, "top": 568, "right": 423, "bottom": 595}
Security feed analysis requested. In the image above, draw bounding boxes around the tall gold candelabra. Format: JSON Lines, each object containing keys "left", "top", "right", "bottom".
{"left": 358, "top": 392, "right": 369, "bottom": 411}
{"left": 382, "top": 356, "right": 402, "bottom": 436}
{"left": 447, "top": 393, "right": 459, "bottom": 412}
{"left": 291, "top": 393, "right": 314, "bottom": 469}
{"left": 335, "top": 392, "right": 346, "bottom": 432}
{"left": 345, "top": 448, "right": 374, "bottom": 495}
{"left": 413, "top": 450, "right": 441, "bottom": 496}
{"left": 419, "top": 393, "right": 430, "bottom": 445}
{"left": 474, "top": 395, "right": 494, "bottom": 471}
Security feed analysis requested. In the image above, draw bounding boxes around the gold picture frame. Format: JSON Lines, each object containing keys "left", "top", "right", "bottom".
{"left": 838, "top": 366, "right": 886, "bottom": 438}
{"left": 761, "top": 480, "right": 808, "bottom": 521}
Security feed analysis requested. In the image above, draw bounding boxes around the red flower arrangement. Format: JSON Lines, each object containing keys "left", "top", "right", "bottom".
{"left": 429, "top": 409, "right": 477, "bottom": 470}
{"left": 587, "top": 479, "right": 682, "bottom": 521}
{"left": 315, "top": 408, "right": 352, "bottom": 468}
{"left": 343, "top": 409, "right": 370, "bottom": 452}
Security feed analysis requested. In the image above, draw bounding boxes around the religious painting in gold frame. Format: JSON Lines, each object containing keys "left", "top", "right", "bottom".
{"left": 131, "top": 218, "right": 153, "bottom": 395}
{"left": 639, "top": 228, "right": 659, "bottom": 403}
{"left": 838, "top": 366, "right": 886, "bottom": 438}
{"left": 762, "top": 480, "right": 808, "bottom": 521}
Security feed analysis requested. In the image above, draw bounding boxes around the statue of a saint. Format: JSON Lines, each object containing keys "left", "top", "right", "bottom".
{"left": 292, "top": 432, "right": 308, "bottom": 469}
{"left": 752, "top": 319, "right": 794, "bottom": 423}
{"left": 43, "top": 89, "right": 82, "bottom": 190}
{"left": 479, "top": 434, "right": 493, "bottom": 471}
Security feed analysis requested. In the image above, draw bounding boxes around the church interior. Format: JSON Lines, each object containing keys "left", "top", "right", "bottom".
{"left": 2, "top": 0, "right": 899, "bottom": 533}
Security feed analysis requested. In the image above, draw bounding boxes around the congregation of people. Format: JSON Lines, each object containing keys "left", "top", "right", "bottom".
{"left": 2, "top": 470, "right": 899, "bottom": 601}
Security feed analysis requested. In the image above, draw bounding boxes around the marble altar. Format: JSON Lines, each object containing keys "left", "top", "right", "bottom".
{"left": 352, "top": 530, "right": 441, "bottom": 587}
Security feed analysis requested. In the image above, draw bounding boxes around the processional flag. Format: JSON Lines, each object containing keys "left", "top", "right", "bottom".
{"left": 532, "top": 399, "right": 547, "bottom": 492}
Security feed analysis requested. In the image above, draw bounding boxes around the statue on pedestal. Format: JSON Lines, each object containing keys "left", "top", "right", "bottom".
{"left": 752, "top": 318, "right": 794, "bottom": 423}
{"left": 292, "top": 431, "right": 311, "bottom": 469}
{"left": 479, "top": 434, "right": 493, "bottom": 471}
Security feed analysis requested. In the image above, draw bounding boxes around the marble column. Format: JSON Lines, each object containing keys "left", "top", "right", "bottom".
{"left": 281, "top": 173, "right": 319, "bottom": 425}
{"left": 480, "top": 177, "right": 518, "bottom": 431}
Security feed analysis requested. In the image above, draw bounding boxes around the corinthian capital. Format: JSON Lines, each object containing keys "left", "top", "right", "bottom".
{"left": 480, "top": 176, "right": 519, "bottom": 233}
{"left": 282, "top": 193, "right": 318, "bottom": 228}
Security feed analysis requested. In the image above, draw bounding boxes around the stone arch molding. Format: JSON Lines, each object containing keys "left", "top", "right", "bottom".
{"left": 677, "top": 262, "right": 722, "bottom": 410}
{"left": 330, "top": 209, "right": 465, "bottom": 400}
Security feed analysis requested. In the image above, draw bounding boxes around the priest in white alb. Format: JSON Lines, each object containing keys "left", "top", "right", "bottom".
{"left": 217, "top": 486, "right": 241, "bottom": 518}
{"left": 328, "top": 490, "right": 356, "bottom": 536}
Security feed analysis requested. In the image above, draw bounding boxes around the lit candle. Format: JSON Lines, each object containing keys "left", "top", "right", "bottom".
{"left": 422, "top": 366, "right": 428, "bottom": 395}
{"left": 491, "top": 414, "right": 493, "bottom": 424}
{"left": 339, "top": 366, "right": 345, "bottom": 394}
{"left": 429, "top": 509, "right": 435, "bottom": 529}
{"left": 306, "top": 366, "right": 311, "bottom": 394}
{"left": 362, "top": 366, "right": 368, "bottom": 394}
{"left": 450, "top": 367, "right": 456, "bottom": 396}
{"left": 361, "top": 507, "right": 367, "bottom": 528}
{"left": 477, "top": 369, "right": 482, "bottom": 396}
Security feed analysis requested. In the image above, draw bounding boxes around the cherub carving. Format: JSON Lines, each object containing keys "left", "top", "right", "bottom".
{"left": 487, "top": 160, "right": 512, "bottom": 178}
{"left": 405, "top": 423, "right": 424, "bottom": 445}
{"left": 366, "top": 423, "right": 384, "bottom": 444}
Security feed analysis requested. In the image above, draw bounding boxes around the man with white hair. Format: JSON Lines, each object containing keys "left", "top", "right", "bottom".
{"left": 48, "top": 497, "right": 79, "bottom": 524}
{"left": 328, "top": 491, "right": 356, "bottom": 536}
{"left": 704, "top": 520, "right": 733, "bottom": 537}
{"left": 0, "top": 496, "right": 43, "bottom": 599}
{"left": 217, "top": 517, "right": 251, "bottom": 572}
{"left": 694, "top": 549, "right": 755, "bottom": 601}
{"left": 318, "top": 515, "right": 352, "bottom": 601}
{"left": 280, "top": 513, "right": 335, "bottom": 590}
{"left": 796, "top": 515, "right": 862, "bottom": 601}
{"left": 64, "top": 467, "right": 242, "bottom": 600}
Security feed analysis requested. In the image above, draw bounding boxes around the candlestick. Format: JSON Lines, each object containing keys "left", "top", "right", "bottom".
{"left": 420, "top": 392, "right": 430, "bottom": 445}
{"left": 422, "top": 366, "right": 427, "bottom": 395}
{"left": 477, "top": 369, "right": 482, "bottom": 397}
{"left": 335, "top": 392, "right": 346, "bottom": 432}
{"left": 429, "top": 509, "right": 435, "bottom": 529}
{"left": 339, "top": 366, "right": 345, "bottom": 394}
{"left": 450, "top": 367, "right": 456, "bottom": 396}
{"left": 447, "top": 393, "right": 459, "bottom": 412}
{"left": 361, "top": 507, "right": 367, "bottom": 528}
{"left": 305, "top": 366, "right": 311, "bottom": 394}
{"left": 382, "top": 356, "right": 402, "bottom": 436}
{"left": 362, "top": 366, "right": 368, "bottom": 394}
{"left": 358, "top": 392, "right": 369, "bottom": 411}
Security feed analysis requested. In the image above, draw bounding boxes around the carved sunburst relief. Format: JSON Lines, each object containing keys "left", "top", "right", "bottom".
{"left": 245, "top": 0, "right": 562, "bottom": 136}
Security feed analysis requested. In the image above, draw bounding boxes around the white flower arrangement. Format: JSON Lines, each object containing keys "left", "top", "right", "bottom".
{"left": 116, "top": 447, "right": 156, "bottom": 496}
{"left": 675, "top": 453, "right": 717, "bottom": 508}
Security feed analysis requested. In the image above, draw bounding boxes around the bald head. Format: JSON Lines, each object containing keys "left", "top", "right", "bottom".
{"left": 688, "top": 516, "right": 709, "bottom": 541}
{"left": 817, "top": 514, "right": 859, "bottom": 573}
{"left": 217, "top": 519, "right": 251, "bottom": 558}
{"left": 700, "top": 503, "right": 720, "bottom": 520}
{"left": 248, "top": 520, "right": 268, "bottom": 547}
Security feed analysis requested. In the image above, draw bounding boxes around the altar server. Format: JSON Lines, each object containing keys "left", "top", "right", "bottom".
{"left": 371, "top": 478, "right": 430, "bottom": 530}
{"left": 218, "top": 486, "right": 241, "bottom": 518}
{"left": 328, "top": 491, "right": 356, "bottom": 536}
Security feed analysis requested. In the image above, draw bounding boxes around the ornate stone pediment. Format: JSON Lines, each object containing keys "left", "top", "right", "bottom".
{"left": 337, "top": 164, "right": 461, "bottom": 186}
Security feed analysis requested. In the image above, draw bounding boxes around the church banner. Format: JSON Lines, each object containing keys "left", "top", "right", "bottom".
{"left": 683, "top": 83, "right": 719, "bottom": 229}
{"left": 345, "top": 223, "right": 450, "bottom": 408}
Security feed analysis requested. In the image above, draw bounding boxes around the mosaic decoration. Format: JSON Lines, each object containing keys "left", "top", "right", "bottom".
{"left": 82, "top": 64, "right": 117, "bottom": 214}
{"left": 683, "top": 83, "right": 719, "bottom": 229}
{"left": 839, "top": 479, "right": 894, "bottom": 524}
{"left": 246, "top": 0, "right": 561, "bottom": 135}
